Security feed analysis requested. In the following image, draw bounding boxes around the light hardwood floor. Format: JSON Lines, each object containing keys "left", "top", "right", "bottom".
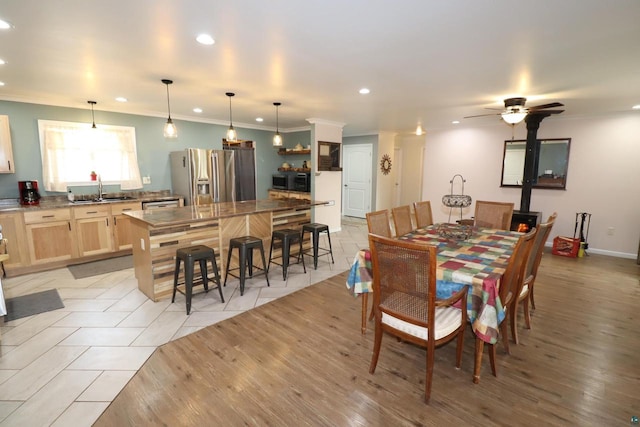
{"left": 95, "top": 248, "right": 640, "bottom": 426}
{"left": 0, "top": 218, "right": 367, "bottom": 426}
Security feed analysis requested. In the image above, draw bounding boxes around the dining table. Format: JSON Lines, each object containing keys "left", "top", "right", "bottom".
{"left": 346, "top": 223, "right": 522, "bottom": 383}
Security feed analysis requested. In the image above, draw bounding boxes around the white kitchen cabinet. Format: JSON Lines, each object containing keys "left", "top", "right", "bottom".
{"left": 0, "top": 115, "right": 15, "bottom": 173}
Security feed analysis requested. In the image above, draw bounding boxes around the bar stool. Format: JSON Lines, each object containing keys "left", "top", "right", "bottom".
{"left": 301, "top": 223, "right": 334, "bottom": 269}
{"left": 223, "top": 236, "right": 270, "bottom": 296}
{"left": 268, "top": 228, "right": 306, "bottom": 280}
{"left": 172, "top": 245, "right": 224, "bottom": 315}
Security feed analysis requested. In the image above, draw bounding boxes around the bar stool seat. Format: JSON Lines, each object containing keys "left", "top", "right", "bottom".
{"left": 172, "top": 245, "right": 224, "bottom": 315}
{"left": 223, "top": 236, "right": 270, "bottom": 296}
{"left": 301, "top": 223, "right": 334, "bottom": 269}
{"left": 268, "top": 228, "right": 306, "bottom": 280}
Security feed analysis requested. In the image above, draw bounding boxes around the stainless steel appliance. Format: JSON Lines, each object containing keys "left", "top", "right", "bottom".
{"left": 294, "top": 173, "right": 311, "bottom": 192}
{"left": 141, "top": 199, "right": 182, "bottom": 210}
{"left": 272, "top": 173, "right": 295, "bottom": 190}
{"left": 170, "top": 148, "right": 256, "bottom": 206}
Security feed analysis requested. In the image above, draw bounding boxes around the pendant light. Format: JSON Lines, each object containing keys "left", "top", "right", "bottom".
{"left": 87, "top": 100, "right": 97, "bottom": 128}
{"left": 161, "top": 79, "right": 177, "bottom": 138}
{"left": 272, "top": 102, "right": 282, "bottom": 147}
{"left": 226, "top": 92, "right": 237, "bottom": 142}
{"left": 415, "top": 123, "right": 423, "bottom": 136}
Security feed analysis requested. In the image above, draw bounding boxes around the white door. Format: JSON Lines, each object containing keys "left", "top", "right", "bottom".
{"left": 342, "top": 144, "right": 372, "bottom": 218}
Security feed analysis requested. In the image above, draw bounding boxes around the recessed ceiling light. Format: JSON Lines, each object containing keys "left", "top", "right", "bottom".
{"left": 0, "top": 20, "right": 12, "bottom": 30}
{"left": 452, "top": 120, "right": 460, "bottom": 124}
{"left": 0, "top": 81, "right": 5, "bottom": 86}
{"left": 359, "top": 88, "right": 370, "bottom": 95}
{"left": 0, "top": 59, "right": 5, "bottom": 65}
{"left": 633, "top": 105, "right": 640, "bottom": 110}
{"left": 255, "top": 117, "right": 264, "bottom": 122}
{"left": 193, "top": 108, "right": 203, "bottom": 113}
{"left": 115, "top": 97, "right": 127, "bottom": 102}
{"left": 196, "top": 34, "right": 215, "bottom": 45}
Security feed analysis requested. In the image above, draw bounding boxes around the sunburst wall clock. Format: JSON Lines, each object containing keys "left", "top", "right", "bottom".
{"left": 380, "top": 154, "right": 392, "bottom": 175}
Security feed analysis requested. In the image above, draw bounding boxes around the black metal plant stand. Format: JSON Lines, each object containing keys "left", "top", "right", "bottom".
{"left": 442, "top": 174, "right": 472, "bottom": 223}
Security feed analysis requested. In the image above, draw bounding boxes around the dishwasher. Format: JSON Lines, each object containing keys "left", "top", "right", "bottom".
{"left": 141, "top": 199, "right": 181, "bottom": 210}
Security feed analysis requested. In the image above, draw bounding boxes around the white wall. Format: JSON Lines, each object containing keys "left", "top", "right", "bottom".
{"left": 308, "top": 118, "right": 344, "bottom": 232}
{"left": 374, "top": 132, "right": 396, "bottom": 211}
{"left": 395, "top": 134, "right": 425, "bottom": 206}
{"left": 422, "top": 112, "right": 640, "bottom": 257}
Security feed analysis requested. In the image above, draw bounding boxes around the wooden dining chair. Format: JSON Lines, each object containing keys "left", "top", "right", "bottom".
{"left": 368, "top": 233, "right": 467, "bottom": 403}
{"left": 391, "top": 205, "right": 414, "bottom": 237}
{"left": 477, "top": 227, "right": 536, "bottom": 381}
{"left": 366, "top": 209, "right": 392, "bottom": 237}
{"left": 511, "top": 213, "right": 557, "bottom": 343}
{"left": 474, "top": 201, "right": 514, "bottom": 230}
{"left": 413, "top": 200, "right": 434, "bottom": 228}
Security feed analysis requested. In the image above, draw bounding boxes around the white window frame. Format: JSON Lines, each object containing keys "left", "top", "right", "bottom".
{"left": 38, "top": 120, "right": 143, "bottom": 192}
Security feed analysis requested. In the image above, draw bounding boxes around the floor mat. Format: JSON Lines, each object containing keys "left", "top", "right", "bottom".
{"left": 67, "top": 255, "right": 133, "bottom": 279}
{"left": 4, "top": 289, "right": 65, "bottom": 322}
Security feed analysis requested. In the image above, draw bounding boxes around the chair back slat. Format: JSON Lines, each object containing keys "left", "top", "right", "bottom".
{"left": 366, "top": 210, "right": 392, "bottom": 237}
{"left": 392, "top": 205, "right": 414, "bottom": 237}
{"left": 475, "top": 201, "right": 514, "bottom": 230}
{"left": 413, "top": 200, "right": 434, "bottom": 228}
{"left": 500, "top": 228, "right": 536, "bottom": 308}
{"left": 368, "top": 234, "right": 436, "bottom": 329}
{"left": 525, "top": 213, "right": 557, "bottom": 279}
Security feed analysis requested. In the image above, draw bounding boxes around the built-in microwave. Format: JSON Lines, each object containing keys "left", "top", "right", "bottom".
{"left": 294, "top": 173, "right": 311, "bottom": 192}
{"left": 272, "top": 174, "right": 295, "bottom": 190}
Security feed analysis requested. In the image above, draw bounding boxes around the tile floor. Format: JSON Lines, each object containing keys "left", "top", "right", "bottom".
{"left": 0, "top": 217, "right": 369, "bottom": 427}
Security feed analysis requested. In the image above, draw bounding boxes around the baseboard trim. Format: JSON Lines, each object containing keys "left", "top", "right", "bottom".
{"left": 545, "top": 242, "right": 636, "bottom": 259}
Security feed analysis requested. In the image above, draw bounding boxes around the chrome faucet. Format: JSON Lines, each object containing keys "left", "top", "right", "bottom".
{"left": 97, "top": 174, "right": 104, "bottom": 201}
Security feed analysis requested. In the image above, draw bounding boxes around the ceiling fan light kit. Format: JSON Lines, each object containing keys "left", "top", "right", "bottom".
{"left": 465, "top": 97, "right": 564, "bottom": 126}
{"left": 501, "top": 110, "right": 527, "bottom": 125}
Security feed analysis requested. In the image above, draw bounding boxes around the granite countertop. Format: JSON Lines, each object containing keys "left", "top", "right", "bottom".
{"left": 0, "top": 191, "right": 184, "bottom": 212}
{"left": 125, "top": 198, "right": 326, "bottom": 227}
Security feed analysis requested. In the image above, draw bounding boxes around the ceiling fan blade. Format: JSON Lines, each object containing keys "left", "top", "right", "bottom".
{"left": 463, "top": 113, "right": 500, "bottom": 119}
{"left": 529, "top": 102, "right": 564, "bottom": 110}
{"left": 528, "top": 109, "right": 565, "bottom": 115}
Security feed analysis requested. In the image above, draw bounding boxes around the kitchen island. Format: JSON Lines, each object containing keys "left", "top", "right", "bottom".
{"left": 125, "top": 199, "right": 326, "bottom": 301}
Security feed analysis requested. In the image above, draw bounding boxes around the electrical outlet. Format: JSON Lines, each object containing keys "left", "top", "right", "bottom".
{"left": 607, "top": 227, "right": 614, "bottom": 236}
{"left": 327, "top": 200, "right": 335, "bottom": 206}
{"left": 142, "top": 176, "right": 151, "bottom": 185}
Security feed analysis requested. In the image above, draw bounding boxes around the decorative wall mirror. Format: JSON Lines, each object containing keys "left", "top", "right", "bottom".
{"left": 501, "top": 138, "right": 571, "bottom": 189}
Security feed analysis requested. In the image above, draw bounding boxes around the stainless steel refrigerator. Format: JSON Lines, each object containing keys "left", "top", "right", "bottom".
{"left": 170, "top": 148, "right": 256, "bottom": 206}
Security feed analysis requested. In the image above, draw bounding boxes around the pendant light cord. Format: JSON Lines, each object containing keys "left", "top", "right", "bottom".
{"left": 88, "top": 100, "right": 97, "bottom": 128}
{"left": 166, "top": 84, "right": 172, "bottom": 119}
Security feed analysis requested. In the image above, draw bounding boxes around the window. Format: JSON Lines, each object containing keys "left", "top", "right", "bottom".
{"left": 38, "top": 120, "right": 143, "bottom": 192}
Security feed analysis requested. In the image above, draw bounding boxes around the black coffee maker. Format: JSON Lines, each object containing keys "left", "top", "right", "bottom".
{"left": 19, "top": 180, "right": 41, "bottom": 205}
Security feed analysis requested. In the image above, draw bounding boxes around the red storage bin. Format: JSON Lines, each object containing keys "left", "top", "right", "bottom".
{"left": 552, "top": 236, "right": 580, "bottom": 258}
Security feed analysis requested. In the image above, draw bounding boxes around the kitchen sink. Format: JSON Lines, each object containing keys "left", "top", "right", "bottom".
{"left": 100, "top": 196, "right": 136, "bottom": 201}
{"left": 72, "top": 196, "right": 136, "bottom": 204}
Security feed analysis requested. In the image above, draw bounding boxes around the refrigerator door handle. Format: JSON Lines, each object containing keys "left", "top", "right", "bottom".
{"left": 212, "top": 152, "right": 220, "bottom": 202}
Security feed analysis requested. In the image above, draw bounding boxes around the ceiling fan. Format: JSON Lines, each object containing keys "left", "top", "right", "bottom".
{"left": 464, "top": 97, "right": 564, "bottom": 124}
